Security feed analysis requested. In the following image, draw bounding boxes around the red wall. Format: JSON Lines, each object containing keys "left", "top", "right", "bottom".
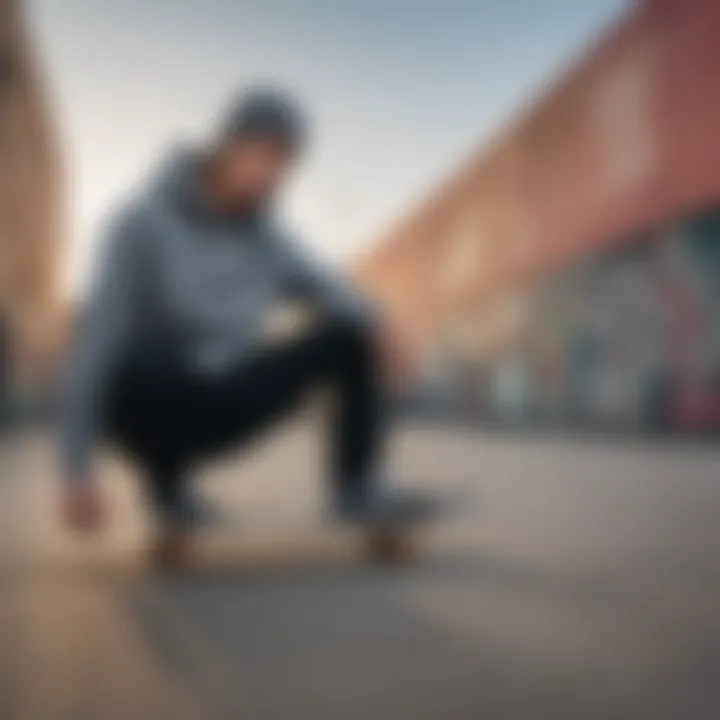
{"left": 358, "top": 0, "right": 720, "bottom": 345}
{"left": 467, "top": 0, "right": 720, "bottom": 293}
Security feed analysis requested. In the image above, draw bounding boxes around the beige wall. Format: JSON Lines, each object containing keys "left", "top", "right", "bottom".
{"left": 0, "top": 0, "right": 64, "bottom": 388}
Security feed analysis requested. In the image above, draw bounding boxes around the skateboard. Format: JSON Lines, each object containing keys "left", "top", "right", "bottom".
{"left": 147, "top": 488, "right": 470, "bottom": 571}
{"left": 149, "top": 515, "right": 433, "bottom": 570}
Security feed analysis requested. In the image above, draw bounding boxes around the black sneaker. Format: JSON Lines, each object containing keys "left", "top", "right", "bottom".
{"left": 337, "top": 485, "right": 441, "bottom": 527}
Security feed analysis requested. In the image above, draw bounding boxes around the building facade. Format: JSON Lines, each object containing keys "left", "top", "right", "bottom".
{"left": 358, "top": 0, "right": 720, "bottom": 432}
{"left": 0, "top": 0, "right": 63, "bottom": 411}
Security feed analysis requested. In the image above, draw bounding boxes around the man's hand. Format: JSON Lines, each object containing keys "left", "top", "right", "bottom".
{"left": 61, "top": 483, "right": 106, "bottom": 533}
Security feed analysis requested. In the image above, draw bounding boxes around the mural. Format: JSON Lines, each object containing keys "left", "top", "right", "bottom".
{"left": 424, "top": 208, "right": 720, "bottom": 434}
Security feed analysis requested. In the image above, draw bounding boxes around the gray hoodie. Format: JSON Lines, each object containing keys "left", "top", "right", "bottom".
{"left": 62, "top": 148, "right": 374, "bottom": 480}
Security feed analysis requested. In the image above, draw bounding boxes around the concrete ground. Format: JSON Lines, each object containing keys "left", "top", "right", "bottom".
{"left": 2, "top": 423, "right": 720, "bottom": 719}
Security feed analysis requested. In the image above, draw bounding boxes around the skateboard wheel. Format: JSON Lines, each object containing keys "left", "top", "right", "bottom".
{"left": 365, "top": 528, "right": 418, "bottom": 564}
{"left": 149, "top": 530, "right": 196, "bottom": 569}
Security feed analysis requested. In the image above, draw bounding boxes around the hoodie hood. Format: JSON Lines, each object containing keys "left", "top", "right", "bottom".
{"left": 152, "top": 144, "right": 274, "bottom": 227}
{"left": 150, "top": 144, "right": 210, "bottom": 216}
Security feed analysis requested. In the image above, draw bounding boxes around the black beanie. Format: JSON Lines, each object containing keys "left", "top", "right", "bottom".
{"left": 217, "top": 87, "right": 306, "bottom": 152}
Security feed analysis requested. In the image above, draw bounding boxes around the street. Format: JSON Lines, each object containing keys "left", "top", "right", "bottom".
{"left": 2, "top": 423, "right": 720, "bottom": 719}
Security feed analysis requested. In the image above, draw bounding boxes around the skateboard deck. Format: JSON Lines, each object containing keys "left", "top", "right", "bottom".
{"left": 148, "top": 486, "right": 473, "bottom": 572}
{"left": 149, "top": 515, "right": 431, "bottom": 571}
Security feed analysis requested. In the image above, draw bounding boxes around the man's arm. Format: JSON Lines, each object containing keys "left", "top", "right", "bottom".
{"left": 278, "top": 232, "right": 418, "bottom": 387}
{"left": 61, "top": 210, "right": 143, "bottom": 491}
{"left": 278, "top": 232, "right": 378, "bottom": 326}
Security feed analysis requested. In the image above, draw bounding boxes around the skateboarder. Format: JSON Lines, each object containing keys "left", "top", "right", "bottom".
{"left": 61, "top": 88, "right": 435, "bottom": 534}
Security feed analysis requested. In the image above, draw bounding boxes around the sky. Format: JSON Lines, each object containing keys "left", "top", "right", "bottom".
{"left": 28, "top": 0, "right": 629, "bottom": 291}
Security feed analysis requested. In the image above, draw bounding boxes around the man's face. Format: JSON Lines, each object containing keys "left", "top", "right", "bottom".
{"left": 220, "top": 135, "right": 295, "bottom": 206}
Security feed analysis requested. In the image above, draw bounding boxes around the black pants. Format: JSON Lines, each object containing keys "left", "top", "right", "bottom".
{"left": 105, "top": 318, "right": 384, "bottom": 517}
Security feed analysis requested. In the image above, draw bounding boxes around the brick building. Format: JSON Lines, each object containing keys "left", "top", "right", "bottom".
{"left": 357, "top": 0, "right": 720, "bottom": 431}
{"left": 0, "top": 0, "right": 63, "bottom": 410}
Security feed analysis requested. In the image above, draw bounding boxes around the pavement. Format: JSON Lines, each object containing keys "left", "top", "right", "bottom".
{"left": 2, "top": 423, "right": 720, "bottom": 719}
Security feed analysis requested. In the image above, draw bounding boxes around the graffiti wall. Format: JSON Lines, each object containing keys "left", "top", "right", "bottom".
{"left": 431, "top": 207, "right": 720, "bottom": 434}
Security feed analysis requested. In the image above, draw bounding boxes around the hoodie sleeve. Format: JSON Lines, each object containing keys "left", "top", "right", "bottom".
{"left": 277, "top": 232, "right": 380, "bottom": 327}
{"left": 61, "top": 209, "right": 146, "bottom": 483}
